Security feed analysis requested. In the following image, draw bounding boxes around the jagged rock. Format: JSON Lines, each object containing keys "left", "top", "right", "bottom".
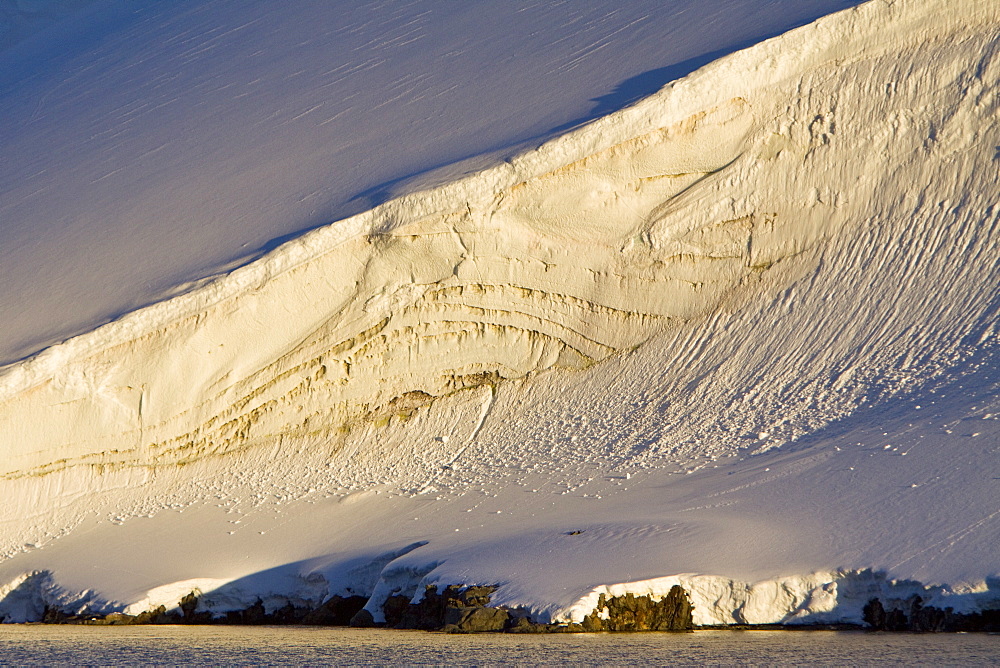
{"left": 43, "top": 605, "right": 68, "bottom": 623}
{"left": 270, "top": 602, "right": 310, "bottom": 624}
{"left": 581, "top": 611, "right": 604, "bottom": 632}
{"left": 349, "top": 608, "right": 376, "bottom": 627}
{"left": 389, "top": 585, "right": 504, "bottom": 631}
{"left": 41, "top": 604, "right": 168, "bottom": 626}
{"left": 102, "top": 612, "right": 135, "bottom": 625}
{"left": 397, "top": 586, "right": 454, "bottom": 630}
{"left": 458, "top": 586, "right": 495, "bottom": 608}
{"left": 864, "top": 596, "right": 939, "bottom": 632}
{"left": 582, "top": 586, "right": 693, "bottom": 631}
{"left": 179, "top": 592, "right": 198, "bottom": 620}
{"left": 366, "top": 584, "right": 514, "bottom": 632}
{"left": 971, "top": 609, "right": 1000, "bottom": 632}
{"left": 238, "top": 599, "right": 268, "bottom": 625}
{"left": 863, "top": 596, "right": 1000, "bottom": 633}
{"left": 216, "top": 600, "right": 311, "bottom": 625}
{"left": 379, "top": 584, "right": 695, "bottom": 633}
{"left": 862, "top": 598, "right": 886, "bottom": 630}
{"left": 505, "top": 614, "right": 543, "bottom": 633}
{"left": 133, "top": 605, "right": 168, "bottom": 624}
{"left": 382, "top": 594, "right": 411, "bottom": 628}
{"left": 909, "top": 597, "right": 946, "bottom": 632}
{"left": 886, "top": 608, "right": 908, "bottom": 632}
{"left": 442, "top": 606, "right": 509, "bottom": 633}
{"left": 302, "top": 595, "right": 367, "bottom": 626}
{"left": 505, "top": 618, "right": 575, "bottom": 633}
{"left": 175, "top": 591, "right": 212, "bottom": 624}
{"left": 442, "top": 604, "right": 473, "bottom": 627}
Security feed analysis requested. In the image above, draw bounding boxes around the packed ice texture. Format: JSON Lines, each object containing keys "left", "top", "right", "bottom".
{"left": 1, "top": 0, "right": 998, "bottom": 624}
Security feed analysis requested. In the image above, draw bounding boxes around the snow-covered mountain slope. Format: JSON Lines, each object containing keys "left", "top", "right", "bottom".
{"left": 0, "top": 0, "right": 99, "bottom": 50}
{"left": 1, "top": 0, "right": 999, "bottom": 624}
{"left": 0, "top": 0, "right": 862, "bottom": 366}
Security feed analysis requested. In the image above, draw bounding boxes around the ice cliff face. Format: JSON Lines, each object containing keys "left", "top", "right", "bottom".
{"left": 1, "top": 0, "right": 998, "bottom": 624}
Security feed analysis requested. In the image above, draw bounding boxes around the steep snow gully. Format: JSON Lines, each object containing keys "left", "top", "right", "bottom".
{"left": 1, "top": 0, "right": 999, "bottom": 625}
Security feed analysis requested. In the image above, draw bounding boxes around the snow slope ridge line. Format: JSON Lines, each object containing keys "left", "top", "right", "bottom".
{"left": 2, "top": 0, "right": 993, "bottom": 478}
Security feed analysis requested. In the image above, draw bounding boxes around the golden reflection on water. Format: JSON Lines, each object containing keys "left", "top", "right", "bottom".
{"left": 0, "top": 626, "right": 996, "bottom": 666}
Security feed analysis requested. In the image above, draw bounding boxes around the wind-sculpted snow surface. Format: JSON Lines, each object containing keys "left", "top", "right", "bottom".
{"left": 1, "top": 0, "right": 999, "bottom": 624}
{"left": 0, "top": 0, "right": 864, "bottom": 365}
{"left": 0, "top": 93, "right": 758, "bottom": 477}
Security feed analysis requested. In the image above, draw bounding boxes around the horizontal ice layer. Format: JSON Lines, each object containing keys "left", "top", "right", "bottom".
{"left": 0, "top": 0, "right": 998, "bottom": 624}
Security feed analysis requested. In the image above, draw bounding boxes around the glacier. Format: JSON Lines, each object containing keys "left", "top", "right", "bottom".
{"left": 1, "top": 0, "right": 998, "bottom": 626}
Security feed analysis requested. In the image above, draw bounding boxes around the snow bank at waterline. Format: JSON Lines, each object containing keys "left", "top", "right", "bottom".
{"left": 4, "top": 566, "right": 999, "bottom": 627}
{"left": 562, "top": 571, "right": 1000, "bottom": 626}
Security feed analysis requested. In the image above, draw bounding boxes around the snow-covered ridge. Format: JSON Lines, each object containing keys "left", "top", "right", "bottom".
{"left": 1, "top": 0, "right": 998, "bottom": 626}
{"left": 3, "top": 0, "right": 993, "bottom": 477}
{"left": 0, "top": 0, "right": 100, "bottom": 51}
{"left": 0, "top": 0, "right": 866, "bottom": 368}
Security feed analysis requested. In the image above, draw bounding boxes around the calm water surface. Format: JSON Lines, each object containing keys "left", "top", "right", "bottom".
{"left": 0, "top": 626, "right": 997, "bottom": 666}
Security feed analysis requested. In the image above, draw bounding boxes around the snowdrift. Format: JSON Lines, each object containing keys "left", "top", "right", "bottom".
{"left": 1, "top": 0, "right": 998, "bottom": 624}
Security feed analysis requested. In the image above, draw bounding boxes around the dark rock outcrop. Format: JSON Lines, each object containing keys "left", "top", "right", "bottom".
{"left": 41, "top": 604, "right": 172, "bottom": 626}
{"left": 863, "top": 596, "right": 1000, "bottom": 632}
{"left": 349, "top": 608, "right": 377, "bottom": 627}
{"left": 177, "top": 592, "right": 212, "bottom": 624}
{"left": 371, "top": 583, "right": 693, "bottom": 633}
{"left": 441, "top": 606, "right": 509, "bottom": 633}
{"left": 387, "top": 585, "right": 508, "bottom": 632}
{"left": 270, "top": 602, "right": 311, "bottom": 624}
{"left": 382, "top": 594, "right": 412, "bottom": 628}
{"left": 224, "top": 599, "right": 267, "bottom": 625}
{"left": 581, "top": 586, "right": 694, "bottom": 631}
{"left": 302, "top": 595, "right": 367, "bottom": 626}
{"left": 132, "top": 605, "right": 170, "bottom": 624}
{"left": 42, "top": 592, "right": 317, "bottom": 626}
{"left": 32, "top": 582, "right": 728, "bottom": 635}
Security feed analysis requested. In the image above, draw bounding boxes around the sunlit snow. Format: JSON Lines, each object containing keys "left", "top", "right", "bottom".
{"left": 0, "top": 0, "right": 997, "bottom": 625}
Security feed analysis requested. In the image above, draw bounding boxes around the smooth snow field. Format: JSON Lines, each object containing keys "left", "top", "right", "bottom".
{"left": 1, "top": 0, "right": 998, "bottom": 625}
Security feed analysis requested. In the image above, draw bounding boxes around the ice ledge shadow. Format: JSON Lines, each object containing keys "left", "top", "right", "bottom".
{"left": 5, "top": 555, "right": 1000, "bottom": 628}
{"left": 253, "top": 2, "right": 869, "bottom": 259}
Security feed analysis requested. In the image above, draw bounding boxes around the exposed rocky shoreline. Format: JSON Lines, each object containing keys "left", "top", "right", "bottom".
{"left": 36, "top": 585, "right": 695, "bottom": 633}
{"left": 349, "top": 584, "right": 694, "bottom": 633}
{"left": 27, "top": 585, "right": 1000, "bottom": 634}
{"left": 861, "top": 596, "right": 1000, "bottom": 633}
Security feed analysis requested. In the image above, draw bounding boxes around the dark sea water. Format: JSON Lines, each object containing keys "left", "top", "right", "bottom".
{"left": 0, "top": 626, "right": 997, "bottom": 667}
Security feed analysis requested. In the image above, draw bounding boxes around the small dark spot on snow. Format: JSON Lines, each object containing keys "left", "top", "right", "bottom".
{"left": 566, "top": 530, "right": 585, "bottom": 536}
